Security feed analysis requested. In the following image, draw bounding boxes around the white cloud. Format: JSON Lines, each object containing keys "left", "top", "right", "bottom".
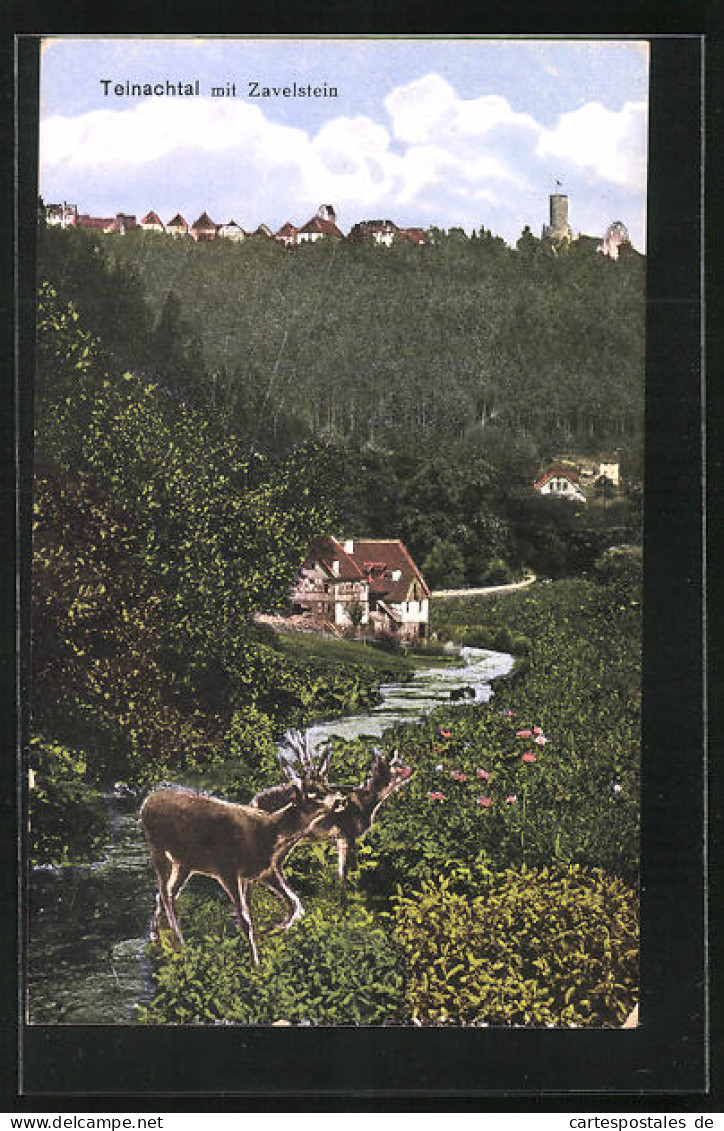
{"left": 537, "top": 100, "right": 648, "bottom": 188}
{"left": 39, "top": 74, "right": 648, "bottom": 246}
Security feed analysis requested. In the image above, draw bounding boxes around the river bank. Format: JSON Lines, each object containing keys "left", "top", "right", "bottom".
{"left": 27, "top": 644, "right": 515, "bottom": 1024}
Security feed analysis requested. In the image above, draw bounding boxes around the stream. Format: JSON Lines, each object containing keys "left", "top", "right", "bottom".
{"left": 27, "top": 646, "right": 514, "bottom": 1025}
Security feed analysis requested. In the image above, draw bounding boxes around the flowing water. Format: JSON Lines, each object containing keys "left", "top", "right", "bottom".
{"left": 26, "top": 646, "right": 514, "bottom": 1025}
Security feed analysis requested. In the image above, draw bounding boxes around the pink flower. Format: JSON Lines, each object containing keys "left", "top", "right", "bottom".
{"left": 451, "top": 770, "right": 468, "bottom": 781}
{"left": 439, "top": 728, "right": 452, "bottom": 739}
{"left": 476, "top": 796, "right": 493, "bottom": 808}
{"left": 516, "top": 729, "right": 532, "bottom": 738}
{"left": 533, "top": 726, "right": 543, "bottom": 735}
{"left": 534, "top": 734, "right": 547, "bottom": 746}
{"left": 476, "top": 768, "right": 490, "bottom": 780}
{"left": 522, "top": 752, "right": 537, "bottom": 764}
{"left": 429, "top": 791, "right": 445, "bottom": 801}
{"left": 505, "top": 794, "right": 517, "bottom": 804}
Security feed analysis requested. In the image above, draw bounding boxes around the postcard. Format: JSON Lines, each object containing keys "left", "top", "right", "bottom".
{"left": 18, "top": 33, "right": 707, "bottom": 1096}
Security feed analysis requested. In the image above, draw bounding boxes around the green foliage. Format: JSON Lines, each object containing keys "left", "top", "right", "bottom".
{"left": 137, "top": 900, "right": 405, "bottom": 1025}
{"left": 29, "top": 736, "right": 108, "bottom": 865}
{"left": 390, "top": 865, "right": 638, "bottom": 1027}
{"left": 358, "top": 579, "right": 640, "bottom": 894}
{"left": 31, "top": 466, "right": 225, "bottom": 783}
{"left": 422, "top": 539, "right": 466, "bottom": 589}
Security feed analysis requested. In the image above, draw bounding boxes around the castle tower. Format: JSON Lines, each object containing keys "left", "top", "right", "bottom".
{"left": 542, "top": 192, "right": 573, "bottom": 242}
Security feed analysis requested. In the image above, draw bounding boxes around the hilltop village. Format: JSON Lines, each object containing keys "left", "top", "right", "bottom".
{"left": 43, "top": 194, "right": 632, "bottom": 259}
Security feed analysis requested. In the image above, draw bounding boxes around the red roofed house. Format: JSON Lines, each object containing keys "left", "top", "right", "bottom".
{"left": 76, "top": 214, "right": 116, "bottom": 233}
{"left": 190, "top": 212, "right": 218, "bottom": 242}
{"left": 141, "top": 210, "right": 165, "bottom": 232}
{"left": 398, "top": 227, "right": 430, "bottom": 246}
{"left": 167, "top": 214, "right": 189, "bottom": 237}
{"left": 292, "top": 536, "right": 430, "bottom": 638}
{"left": 534, "top": 467, "right": 587, "bottom": 504}
{"left": 275, "top": 221, "right": 299, "bottom": 248}
{"left": 297, "top": 204, "right": 344, "bottom": 244}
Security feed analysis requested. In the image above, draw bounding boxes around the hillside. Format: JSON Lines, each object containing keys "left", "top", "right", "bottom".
{"left": 38, "top": 224, "right": 645, "bottom": 459}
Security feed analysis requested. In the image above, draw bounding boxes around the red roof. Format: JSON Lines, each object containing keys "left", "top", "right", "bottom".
{"left": 534, "top": 466, "right": 582, "bottom": 489}
{"left": 276, "top": 222, "right": 298, "bottom": 236}
{"left": 167, "top": 214, "right": 188, "bottom": 228}
{"left": 191, "top": 211, "right": 217, "bottom": 230}
{"left": 77, "top": 214, "right": 114, "bottom": 229}
{"left": 350, "top": 540, "right": 430, "bottom": 601}
{"left": 305, "top": 537, "right": 364, "bottom": 582}
{"left": 299, "top": 216, "right": 344, "bottom": 238}
{"left": 399, "top": 228, "right": 429, "bottom": 245}
{"left": 141, "top": 211, "right": 164, "bottom": 226}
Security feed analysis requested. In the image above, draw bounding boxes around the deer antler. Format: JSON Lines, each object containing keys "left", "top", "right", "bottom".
{"left": 280, "top": 729, "right": 331, "bottom": 786}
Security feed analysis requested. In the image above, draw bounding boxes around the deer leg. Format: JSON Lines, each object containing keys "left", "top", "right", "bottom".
{"left": 235, "top": 878, "right": 259, "bottom": 966}
{"left": 216, "top": 873, "right": 259, "bottom": 966}
{"left": 259, "top": 868, "right": 304, "bottom": 934}
{"left": 150, "top": 851, "right": 186, "bottom": 947}
{"left": 336, "top": 836, "right": 357, "bottom": 885}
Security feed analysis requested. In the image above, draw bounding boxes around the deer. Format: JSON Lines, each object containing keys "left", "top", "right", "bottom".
{"left": 251, "top": 730, "right": 413, "bottom": 884}
{"left": 140, "top": 779, "right": 346, "bottom": 966}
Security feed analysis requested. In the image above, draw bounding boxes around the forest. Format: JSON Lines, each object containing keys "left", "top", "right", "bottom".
{"left": 37, "top": 222, "right": 644, "bottom": 586}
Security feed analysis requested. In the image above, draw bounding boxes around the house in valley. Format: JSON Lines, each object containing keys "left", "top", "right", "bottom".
{"left": 190, "top": 212, "right": 218, "bottom": 242}
{"left": 167, "top": 213, "right": 189, "bottom": 237}
{"left": 534, "top": 466, "right": 587, "bottom": 503}
{"left": 140, "top": 210, "right": 165, "bottom": 232}
{"left": 292, "top": 537, "right": 430, "bottom": 639}
{"left": 598, "top": 454, "right": 620, "bottom": 486}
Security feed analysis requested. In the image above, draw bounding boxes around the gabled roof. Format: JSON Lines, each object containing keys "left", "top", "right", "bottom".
{"left": 167, "top": 213, "right": 188, "bottom": 228}
{"left": 191, "top": 211, "right": 217, "bottom": 230}
{"left": 276, "top": 221, "right": 299, "bottom": 236}
{"left": 534, "top": 466, "right": 582, "bottom": 489}
{"left": 251, "top": 223, "right": 273, "bottom": 237}
{"left": 305, "top": 536, "right": 364, "bottom": 582}
{"left": 141, "top": 211, "right": 164, "bottom": 226}
{"left": 349, "top": 539, "right": 430, "bottom": 601}
{"left": 299, "top": 215, "right": 344, "bottom": 238}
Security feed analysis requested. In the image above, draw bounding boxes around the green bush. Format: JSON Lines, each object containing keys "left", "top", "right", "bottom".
{"left": 138, "top": 900, "right": 405, "bottom": 1025}
{"left": 391, "top": 865, "right": 638, "bottom": 1027}
{"left": 29, "top": 736, "right": 108, "bottom": 866}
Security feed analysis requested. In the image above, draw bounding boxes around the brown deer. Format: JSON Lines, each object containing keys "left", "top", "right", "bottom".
{"left": 140, "top": 781, "right": 346, "bottom": 965}
{"left": 252, "top": 733, "right": 413, "bottom": 883}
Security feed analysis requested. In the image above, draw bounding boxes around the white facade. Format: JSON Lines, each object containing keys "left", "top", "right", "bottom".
{"left": 537, "top": 475, "right": 586, "bottom": 503}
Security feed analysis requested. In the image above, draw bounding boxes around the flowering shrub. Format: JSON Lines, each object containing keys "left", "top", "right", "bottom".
{"left": 391, "top": 865, "right": 638, "bottom": 1027}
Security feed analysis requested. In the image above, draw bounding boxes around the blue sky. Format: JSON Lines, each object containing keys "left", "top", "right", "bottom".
{"left": 39, "top": 37, "right": 649, "bottom": 247}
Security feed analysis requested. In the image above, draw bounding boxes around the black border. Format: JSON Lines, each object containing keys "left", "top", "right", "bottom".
{"left": 9, "top": 20, "right": 715, "bottom": 1110}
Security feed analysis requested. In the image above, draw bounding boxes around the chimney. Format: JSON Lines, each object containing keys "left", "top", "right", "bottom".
{"left": 344, "top": 539, "right": 354, "bottom": 554}
{"left": 331, "top": 560, "right": 339, "bottom": 576}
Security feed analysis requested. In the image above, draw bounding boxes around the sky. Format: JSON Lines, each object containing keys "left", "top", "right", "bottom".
{"left": 38, "top": 37, "right": 649, "bottom": 249}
